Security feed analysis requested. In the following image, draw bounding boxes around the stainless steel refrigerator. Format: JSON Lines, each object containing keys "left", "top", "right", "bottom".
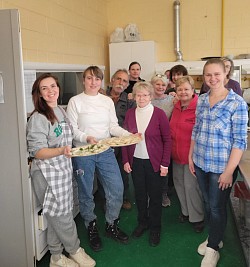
{"left": 0, "top": 9, "right": 34, "bottom": 267}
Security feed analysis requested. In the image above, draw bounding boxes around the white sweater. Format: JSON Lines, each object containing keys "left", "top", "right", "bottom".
{"left": 66, "top": 92, "right": 129, "bottom": 147}
{"left": 134, "top": 103, "right": 154, "bottom": 159}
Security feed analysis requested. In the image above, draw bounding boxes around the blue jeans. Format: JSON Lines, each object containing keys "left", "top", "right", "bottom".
{"left": 194, "top": 165, "right": 237, "bottom": 250}
{"left": 72, "top": 148, "right": 123, "bottom": 227}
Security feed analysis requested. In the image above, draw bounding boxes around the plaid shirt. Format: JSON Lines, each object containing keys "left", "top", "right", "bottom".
{"left": 192, "top": 89, "right": 248, "bottom": 173}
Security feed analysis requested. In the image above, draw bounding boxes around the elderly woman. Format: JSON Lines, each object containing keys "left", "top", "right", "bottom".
{"left": 170, "top": 76, "right": 204, "bottom": 233}
{"left": 122, "top": 81, "right": 171, "bottom": 246}
{"left": 151, "top": 74, "right": 174, "bottom": 207}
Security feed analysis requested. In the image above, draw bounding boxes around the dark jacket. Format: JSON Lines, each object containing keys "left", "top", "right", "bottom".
{"left": 106, "top": 87, "right": 136, "bottom": 127}
{"left": 124, "top": 77, "right": 145, "bottom": 94}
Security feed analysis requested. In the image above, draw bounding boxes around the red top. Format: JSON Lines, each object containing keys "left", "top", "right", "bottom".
{"left": 170, "top": 94, "right": 198, "bottom": 164}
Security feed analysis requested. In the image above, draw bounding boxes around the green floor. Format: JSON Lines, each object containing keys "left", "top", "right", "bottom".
{"left": 37, "top": 187, "right": 247, "bottom": 267}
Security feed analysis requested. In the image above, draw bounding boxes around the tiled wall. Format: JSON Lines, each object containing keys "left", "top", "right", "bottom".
{"left": 0, "top": 0, "right": 250, "bottom": 82}
{"left": 0, "top": 0, "right": 108, "bottom": 65}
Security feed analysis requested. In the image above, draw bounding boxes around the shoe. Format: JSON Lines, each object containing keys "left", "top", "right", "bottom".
{"left": 132, "top": 224, "right": 148, "bottom": 238}
{"left": 201, "top": 247, "right": 220, "bottom": 267}
{"left": 122, "top": 200, "right": 132, "bottom": 210}
{"left": 162, "top": 194, "right": 171, "bottom": 207}
{"left": 105, "top": 218, "right": 129, "bottom": 244}
{"left": 87, "top": 220, "right": 102, "bottom": 252}
{"left": 50, "top": 254, "right": 79, "bottom": 267}
{"left": 149, "top": 231, "right": 160, "bottom": 247}
{"left": 179, "top": 213, "right": 189, "bottom": 223}
{"left": 193, "top": 221, "right": 205, "bottom": 233}
{"left": 198, "top": 238, "right": 223, "bottom": 256}
{"left": 69, "top": 247, "right": 96, "bottom": 267}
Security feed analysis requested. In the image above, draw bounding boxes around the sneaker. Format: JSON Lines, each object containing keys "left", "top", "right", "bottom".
{"left": 69, "top": 247, "right": 96, "bottom": 267}
{"left": 201, "top": 247, "right": 220, "bottom": 267}
{"left": 87, "top": 220, "right": 102, "bottom": 252}
{"left": 50, "top": 254, "right": 79, "bottom": 267}
{"left": 198, "top": 238, "right": 223, "bottom": 256}
{"left": 122, "top": 200, "right": 132, "bottom": 210}
{"left": 193, "top": 220, "right": 205, "bottom": 233}
{"left": 105, "top": 218, "right": 129, "bottom": 244}
{"left": 132, "top": 224, "right": 149, "bottom": 238}
{"left": 149, "top": 231, "right": 160, "bottom": 247}
{"left": 162, "top": 194, "right": 171, "bottom": 207}
{"left": 178, "top": 213, "right": 189, "bottom": 223}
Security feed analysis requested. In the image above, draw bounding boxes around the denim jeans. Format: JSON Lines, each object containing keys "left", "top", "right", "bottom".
{"left": 72, "top": 148, "right": 123, "bottom": 227}
{"left": 194, "top": 165, "right": 237, "bottom": 250}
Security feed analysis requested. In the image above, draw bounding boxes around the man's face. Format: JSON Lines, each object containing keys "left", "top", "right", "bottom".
{"left": 111, "top": 72, "right": 129, "bottom": 94}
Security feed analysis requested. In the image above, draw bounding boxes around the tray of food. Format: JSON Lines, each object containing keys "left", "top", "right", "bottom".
{"left": 99, "top": 134, "right": 142, "bottom": 147}
{"left": 71, "top": 144, "right": 109, "bottom": 157}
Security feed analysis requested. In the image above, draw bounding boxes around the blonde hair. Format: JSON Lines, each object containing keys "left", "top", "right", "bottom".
{"left": 175, "top": 75, "right": 195, "bottom": 89}
{"left": 151, "top": 74, "right": 168, "bottom": 85}
{"left": 132, "top": 81, "right": 154, "bottom": 98}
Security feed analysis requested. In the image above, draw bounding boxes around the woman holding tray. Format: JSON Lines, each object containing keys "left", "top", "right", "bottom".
{"left": 27, "top": 73, "right": 96, "bottom": 267}
{"left": 67, "top": 66, "right": 138, "bottom": 252}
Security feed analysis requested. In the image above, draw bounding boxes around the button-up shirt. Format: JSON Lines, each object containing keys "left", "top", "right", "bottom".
{"left": 192, "top": 89, "right": 248, "bottom": 173}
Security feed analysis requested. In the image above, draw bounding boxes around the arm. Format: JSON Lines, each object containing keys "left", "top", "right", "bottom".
{"left": 27, "top": 113, "right": 72, "bottom": 160}
{"left": 159, "top": 111, "right": 172, "bottom": 168}
{"left": 109, "top": 100, "right": 130, "bottom": 137}
{"left": 66, "top": 96, "right": 88, "bottom": 143}
{"left": 219, "top": 98, "right": 248, "bottom": 189}
{"left": 218, "top": 148, "right": 243, "bottom": 190}
{"left": 188, "top": 139, "right": 196, "bottom": 176}
{"left": 35, "top": 146, "right": 72, "bottom": 159}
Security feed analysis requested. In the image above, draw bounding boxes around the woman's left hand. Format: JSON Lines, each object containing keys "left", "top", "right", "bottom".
{"left": 218, "top": 172, "right": 233, "bottom": 190}
{"left": 160, "top": 166, "right": 168, "bottom": 176}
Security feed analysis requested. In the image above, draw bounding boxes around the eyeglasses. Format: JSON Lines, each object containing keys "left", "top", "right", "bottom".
{"left": 135, "top": 94, "right": 150, "bottom": 98}
{"left": 155, "top": 74, "right": 165, "bottom": 78}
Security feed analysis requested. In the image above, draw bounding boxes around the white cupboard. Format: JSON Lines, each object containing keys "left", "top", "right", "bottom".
{"left": 109, "top": 41, "right": 156, "bottom": 82}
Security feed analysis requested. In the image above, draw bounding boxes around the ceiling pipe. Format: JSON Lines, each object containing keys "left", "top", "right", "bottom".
{"left": 174, "top": 0, "right": 183, "bottom": 61}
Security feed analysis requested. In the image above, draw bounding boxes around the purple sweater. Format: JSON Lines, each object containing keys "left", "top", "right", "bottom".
{"left": 122, "top": 106, "right": 171, "bottom": 172}
{"left": 200, "top": 79, "right": 242, "bottom": 96}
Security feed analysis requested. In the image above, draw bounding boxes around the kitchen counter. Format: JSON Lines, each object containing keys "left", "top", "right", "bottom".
{"left": 239, "top": 133, "right": 250, "bottom": 190}
{"left": 231, "top": 132, "right": 250, "bottom": 267}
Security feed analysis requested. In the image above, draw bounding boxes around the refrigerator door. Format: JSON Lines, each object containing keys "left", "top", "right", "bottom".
{"left": 0, "top": 9, "right": 34, "bottom": 267}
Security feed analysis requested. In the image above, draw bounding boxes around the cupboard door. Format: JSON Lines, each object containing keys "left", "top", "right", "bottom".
{"left": 109, "top": 41, "right": 155, "bottom": 82}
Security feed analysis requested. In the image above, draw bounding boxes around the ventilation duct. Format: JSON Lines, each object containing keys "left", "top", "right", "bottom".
{"left": 174, "top": 0, "right": 183, "bottom": 61}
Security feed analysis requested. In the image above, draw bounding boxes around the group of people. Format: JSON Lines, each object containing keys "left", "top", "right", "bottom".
{"left": 26, "top": 57, "right": 248, "bottom": 267}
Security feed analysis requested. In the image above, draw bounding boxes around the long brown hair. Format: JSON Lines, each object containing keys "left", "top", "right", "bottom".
{"left": 31, "top": 73, "right": 60, "bottom": 124}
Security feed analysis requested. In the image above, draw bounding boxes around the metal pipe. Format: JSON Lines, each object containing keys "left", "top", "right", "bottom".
{"left": 174, "top": 0, "right": 183, "bottom": 61}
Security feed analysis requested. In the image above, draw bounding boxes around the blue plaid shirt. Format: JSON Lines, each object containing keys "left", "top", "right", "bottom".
{"left": 192, "top": 89, "right": 248, "bottom": 173}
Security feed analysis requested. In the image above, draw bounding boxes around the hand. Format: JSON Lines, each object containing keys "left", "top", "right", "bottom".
{"left": 127, "top": 93, "right": 133, "bottom": 100}
{"left": 160, "top": 166, "right": 168, "bottom": 176}
{"left": 188, "top": 157, "right": 196, "bottom": 177}
{"left": 124, "top": 162, "right": 132, "bottom": 173}
{"left": 132, "top": 132, "right": 142, "bottom": 139}
{"left": 86, "top": 136, "right": 98, "bottom": 144}
{"left": 172, "top": 95, "right": 179, "bottom": 105}
{"left": 218, "top": 172, "right": 233, "bottom": 190}
{"left": 63, "top": 145, "right": 72, "bottom": 158}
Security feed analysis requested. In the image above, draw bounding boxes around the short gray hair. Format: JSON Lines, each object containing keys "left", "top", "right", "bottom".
{"left": 132, "top": 81, "right": 154, "bottom": 98}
